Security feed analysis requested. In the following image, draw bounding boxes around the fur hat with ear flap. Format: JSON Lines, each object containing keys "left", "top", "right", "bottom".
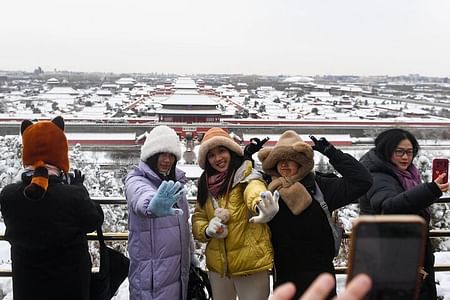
{"left": 140, "top": 125, "right": 181, "bottom": 161}
{"left": 258, "top": 130, "right": 314, "bottom": 215}
{"left": 197, "top": 127, "right": 244, "bottom": 169}
{"left": 21, "top": 116, "right": 69, "bottom": 199}
{"left": 258, "top": 130, "right": 314, "bottom": 179}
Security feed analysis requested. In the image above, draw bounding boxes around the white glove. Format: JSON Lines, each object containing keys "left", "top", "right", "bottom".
{"left": 249, "top": 190, "right": 280, "bottom": 223}
{"left": 205, "top": 217, "right": 227, "bottom": 239}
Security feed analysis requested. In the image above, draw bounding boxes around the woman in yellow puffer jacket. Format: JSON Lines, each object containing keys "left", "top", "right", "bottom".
{"left": 192, "top": 127, "right": 277, "bottom": 300}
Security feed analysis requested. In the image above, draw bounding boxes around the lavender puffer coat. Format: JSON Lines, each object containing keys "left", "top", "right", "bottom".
{"left": 124, "top": 161, "right": 191, "bottom": 300}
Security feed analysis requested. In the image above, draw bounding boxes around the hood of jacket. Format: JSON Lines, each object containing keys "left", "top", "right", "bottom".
{"left": 359, "top": 148, "right": 397, "bottom": 177}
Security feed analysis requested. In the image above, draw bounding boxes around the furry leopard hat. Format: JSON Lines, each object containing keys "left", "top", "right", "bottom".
{"left": 21, "top": 116, "right": 69, "bottom": 198}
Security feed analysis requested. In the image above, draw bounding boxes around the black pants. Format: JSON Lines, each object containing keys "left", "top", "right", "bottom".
{"left": 419, "top": 241, "right": 437, "bottom": 300}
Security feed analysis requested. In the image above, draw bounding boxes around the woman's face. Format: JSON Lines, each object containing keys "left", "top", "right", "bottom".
{"left": 390, "top": 139, "right": 414, "bottom": 171}
{"left": 157, "top": 152, "right": 176, "bottom": 174}
{"left": 276, "top": 159, "right": 300, "bottom": 177}
{"left": 207, "top": 146, "right": 231, "bottom": 173}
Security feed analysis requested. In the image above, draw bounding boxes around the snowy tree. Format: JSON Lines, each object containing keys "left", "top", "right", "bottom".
{"left": 416, "top": 155, "right": 431, "bottom": 183}
{"left": 0, "top": 136, "right": 22, "bottom": 189}
{"left": 315, "top": 155, "right": 336, "bottom": 174}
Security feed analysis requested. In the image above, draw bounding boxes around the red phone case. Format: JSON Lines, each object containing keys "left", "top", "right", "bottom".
{"left": 432, "top": 158, "right": 449, "bottom": 183}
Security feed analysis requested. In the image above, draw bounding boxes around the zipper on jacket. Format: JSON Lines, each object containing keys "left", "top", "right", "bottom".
{"left": 211, "top": 195, "right": 230, "bottom": 277}
{"left": 222, "top": 238, "right": 229, "bottom": 277}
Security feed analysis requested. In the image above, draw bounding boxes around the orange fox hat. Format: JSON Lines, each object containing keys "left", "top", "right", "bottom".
{"left": 21, "top": 116, "right": 69, "bottom": 197}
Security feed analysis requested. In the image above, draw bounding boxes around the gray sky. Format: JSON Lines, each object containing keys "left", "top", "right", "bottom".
{"left": 1, "top": 0, "right": 450, "bottom": 77}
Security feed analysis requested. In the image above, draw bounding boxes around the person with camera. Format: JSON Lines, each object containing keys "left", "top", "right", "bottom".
{"left": 359, "top": 128, "right": 449, "bottom": 299}
{"left": 0, "top": 117, "right": 103, "bottom": 300}
{"left": 257, "top": 130, "right": 372, "bottom": 299}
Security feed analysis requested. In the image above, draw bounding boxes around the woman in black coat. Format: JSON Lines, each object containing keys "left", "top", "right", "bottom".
{"left": 258, "top": 130, "right": 372, "bottom": 299}
{"left": 359, "top": 128, "right": 448, "bottom": 300}
{"left": 0, "top": 117, "right": 103, "bottom": 300}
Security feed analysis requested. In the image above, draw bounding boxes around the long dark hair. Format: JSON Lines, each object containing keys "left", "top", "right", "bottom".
{"left": 197, "top": 149, "right": 244, "bottom": 208}
{"left": 146, "top": 153, "right": 177, "bottom": 181}
{"left": 374, "top": 128, "right": 419, "bottom": 162}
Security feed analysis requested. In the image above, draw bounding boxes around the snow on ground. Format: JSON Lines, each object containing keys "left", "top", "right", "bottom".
{"left": 436, "top": 252, "right": 450, "bottom": 299}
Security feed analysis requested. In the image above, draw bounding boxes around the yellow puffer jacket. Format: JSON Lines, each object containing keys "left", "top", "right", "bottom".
{"left": 192, "top": 161, "right": 273, "bottom": 277}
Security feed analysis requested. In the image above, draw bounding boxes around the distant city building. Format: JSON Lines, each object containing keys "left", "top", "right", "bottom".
{"left": 157, "top": 78, "right": 221, "bottom": 138}
{"left": 96, "top": 89, "right": 113, "bottom": 97}
{"left": 115, "top": 77, "right": 136, "bottom": 88}
{"left": 153, "top": 79, "right": 174, "bottom": 95}
{"left": 101, "top": 83, "right": 119, "bottom": 91}
{"left": 46, "top": 78, "right": 60, "bottom": 86}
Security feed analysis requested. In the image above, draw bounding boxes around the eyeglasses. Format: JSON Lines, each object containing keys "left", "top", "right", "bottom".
{"left": 393, "top": 148, "right": 415, "bottom": 157}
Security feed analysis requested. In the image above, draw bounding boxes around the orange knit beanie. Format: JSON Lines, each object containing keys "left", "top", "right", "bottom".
{"left": 197, "top": 127, "right": 243, "bottom": 169}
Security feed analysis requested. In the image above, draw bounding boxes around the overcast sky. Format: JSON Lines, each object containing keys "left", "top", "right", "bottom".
{"left": 1, "top": 0, "right": 449, "bottom": 77}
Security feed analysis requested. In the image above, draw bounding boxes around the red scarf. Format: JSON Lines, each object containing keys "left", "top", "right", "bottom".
{"left": 207, "top": 171, "right": 228, "bottom": 199}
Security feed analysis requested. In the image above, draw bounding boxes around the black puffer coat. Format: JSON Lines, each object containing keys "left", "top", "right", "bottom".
{"left": 0, "top": 174, "right": 104, "bottom": 300}
{"left": 268, "top": 149, "right": 372, "bottom": 299}
{"left": 359, "top": 149, "right": 441, "bottom": 300}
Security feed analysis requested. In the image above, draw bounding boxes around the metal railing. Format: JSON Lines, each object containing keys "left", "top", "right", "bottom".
{"left": 0, "top": 196, "right": 449, "bottom": 276}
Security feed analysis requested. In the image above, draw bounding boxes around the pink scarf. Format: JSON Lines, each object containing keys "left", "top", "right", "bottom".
{"left": 207, "top": 171, "right": 228, "bottom": 199}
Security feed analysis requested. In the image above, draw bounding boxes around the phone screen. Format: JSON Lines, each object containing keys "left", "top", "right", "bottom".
{"left": 350, "top": 222, "right": 425, "bottom": 299}
{"left": 432, "top": 158, "right": 449, "bottom": 183}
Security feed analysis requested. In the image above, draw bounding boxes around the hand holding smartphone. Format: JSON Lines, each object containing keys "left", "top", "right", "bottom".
{"left": 432, "top": 158, "right": 448, "bottom": 183}
{"left": 347, "top": 215, "right": 427, "bottom": 300}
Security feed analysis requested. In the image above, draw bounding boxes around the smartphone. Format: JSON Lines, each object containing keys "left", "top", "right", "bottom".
{"left": 432, "top": 158, "right": 449, "bottom": 183}
{"left": 347, "top": 215, "right": 427, "bottom": 300}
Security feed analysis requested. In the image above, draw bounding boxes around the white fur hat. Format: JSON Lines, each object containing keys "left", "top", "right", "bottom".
{"left": 140, "top": 125, "right": 181, "bottom": 161}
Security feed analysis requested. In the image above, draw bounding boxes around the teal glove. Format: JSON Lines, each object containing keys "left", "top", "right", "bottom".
{"left": 147, "top": 180, "right": 184, "bottom": 217}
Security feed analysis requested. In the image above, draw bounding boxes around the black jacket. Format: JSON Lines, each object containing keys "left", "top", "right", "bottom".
{"left": 359, "top": 149, "right": 441, "bottom": 215}
{"left": 268, "top": 149, "right": 372, "bottom": 299}
{"left": 0, "top": 174, "right": 104, "bottom": 300}
{"left": 359, "top": 149, "right": 441, "bottom": 300}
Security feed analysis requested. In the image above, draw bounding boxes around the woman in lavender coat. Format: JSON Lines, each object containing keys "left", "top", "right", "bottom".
{"left": 124, "top": 125, "right": 192, "bottom": 300}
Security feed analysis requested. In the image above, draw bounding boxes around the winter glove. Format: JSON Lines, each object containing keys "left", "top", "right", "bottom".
{"left": 69, "top": 169, "right": 85, "bottom": 186}
{"left": 309, "top": 135, "right": 337, "bottom": 157}
{"left": 243, "top": 137, "right": 270, "bottom": 160}
{"left": 205, "top": 217, "right": 227, "bottom": 239}
{"left": 249, "top": 190, "right": 280, "bottom": 223}
{"left": 147, "top": 180, "right": 184, "bottom": 217}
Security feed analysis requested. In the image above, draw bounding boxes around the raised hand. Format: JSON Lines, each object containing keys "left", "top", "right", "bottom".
{"left": 249, "top": 190, "right": 280, "bottom": 223}
{"left": 309, "top": 135, "right": 336, "bottom": 157}
{"left": 147, "top": 180, "right": 184, "bottom": 217}
{"left": 434, "top": 173, "right": 449, "bottom": 193}
{"left": 69, "top": 169, "right": 85, "bottom": 186}
{"left": 244, "top": 137, "right": 270, "bottom": 159}
{"left": 269, "top": 273, "right": 372, "bottom": 300}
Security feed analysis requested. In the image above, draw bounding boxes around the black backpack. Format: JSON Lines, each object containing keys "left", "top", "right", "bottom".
{"left": 187, "top": 265, "right": 212, "bottom": 300}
